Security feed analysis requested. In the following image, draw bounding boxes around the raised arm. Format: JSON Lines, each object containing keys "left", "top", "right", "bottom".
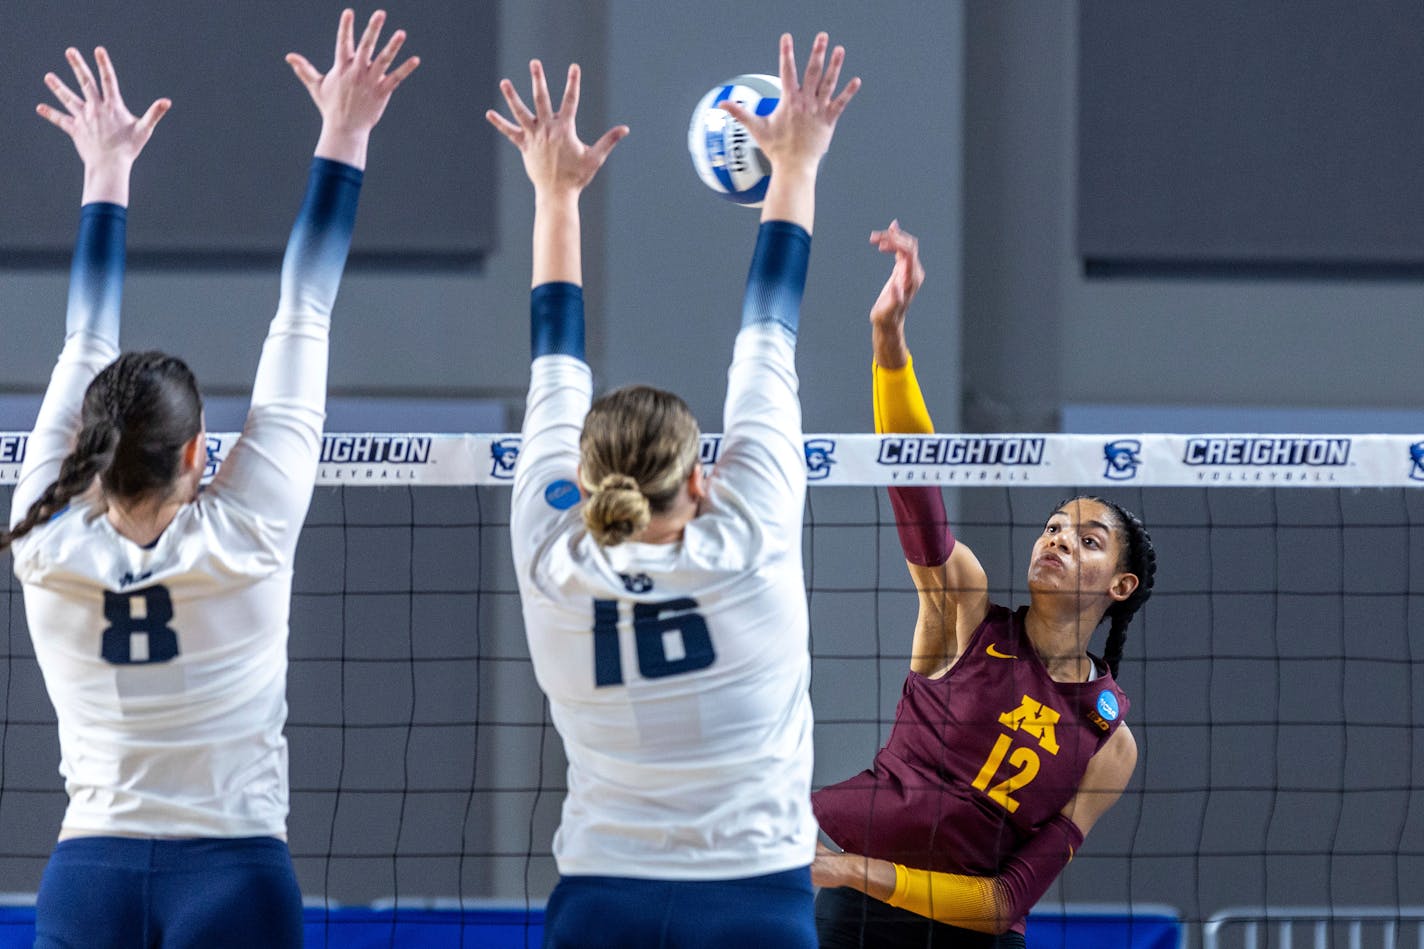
{"left": 710, "top": 34, "right": 858, "bottom": 537}
{"left": 813, "top": 725, "right": 1138, "bottom": 935}
{"left": 486, "top": 59, "right": 627, "bottom": 553}
{"left": 9, "top": 47, "right": 168, "bottom": 534}
{"left": 210, "top": 9, "right": 417, "bottom": 539}
{"left": 866, "top": 223, "right": 988, "bottom": 673}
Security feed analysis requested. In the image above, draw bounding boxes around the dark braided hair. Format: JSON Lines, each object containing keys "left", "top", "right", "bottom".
{"left": 1074, "top": 496, "right": 1156, "bottom": 679}
{"left": 1, "top": 351, "right": 202, "bottom": 550}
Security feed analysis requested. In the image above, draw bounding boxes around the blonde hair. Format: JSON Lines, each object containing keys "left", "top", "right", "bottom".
{"left": 579, "top": 385, "right": 700, "bottom": 547}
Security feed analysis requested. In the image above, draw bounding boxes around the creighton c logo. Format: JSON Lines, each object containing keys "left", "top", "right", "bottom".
{"left": 805, "top": 439, "right": 837, "bottom": 481}
{"left": 490, "top": 438, "right": 521, "bottom": 480}
{"left": 204, "top": 437, "right": 224, "bottom": 479}
{"left": 1410, "top": 442, "right": 1424, "bottom": 482}
{"left": 1103, "top": 439, "right": 1141, "bottom": 481}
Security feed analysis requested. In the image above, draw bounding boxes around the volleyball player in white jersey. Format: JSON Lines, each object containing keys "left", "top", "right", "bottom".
{"left": 6, "top": 13, "right": 417, "bottom": 947}
{"left": 487, "top": 32, "right": 858, "bottom": 948}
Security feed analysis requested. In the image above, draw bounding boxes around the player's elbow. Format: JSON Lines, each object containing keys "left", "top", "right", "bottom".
{"left": 982, "top": 884, "right": 1018, "bottom": 936}
{"left": 940, "top": 914, "right": 1013, "bottom": 937}
{"left": 985, "top": 917, "right": 1015, "bottom": 937}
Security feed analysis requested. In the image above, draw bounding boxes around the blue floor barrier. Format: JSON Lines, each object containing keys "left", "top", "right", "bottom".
{"left": 1025, "top": 908, "right": 1181, "bottom": 949}
{"left": 0, "top": 903, "right": 1180, "bottom": 947}
{"left": 0, "top": 907, "right": 544, "bottom": 949}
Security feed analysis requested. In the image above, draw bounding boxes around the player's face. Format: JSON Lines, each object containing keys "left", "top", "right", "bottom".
{"left": 1026, "top": 498, "right": 1125, "bottom": 603}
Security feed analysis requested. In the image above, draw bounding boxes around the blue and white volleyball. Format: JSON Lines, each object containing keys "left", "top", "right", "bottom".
{"left": 688, "top": 74, "right": 781, "bottom": 206}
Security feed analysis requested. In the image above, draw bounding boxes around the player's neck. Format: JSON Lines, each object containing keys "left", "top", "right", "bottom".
{"left": 628, "top": 479, "right": 702, "bottom": 545}
{"left": 1023, "top": 605, "right": 1098, "bottom": 683}
{"left": 632, "top": 502, "right": 697, "bottom": 545}
{"left": 632, "top": 519, "right": 684, "bottom": 544}
{"left": 106, "top": 494, "right": 186, "bottom": 548}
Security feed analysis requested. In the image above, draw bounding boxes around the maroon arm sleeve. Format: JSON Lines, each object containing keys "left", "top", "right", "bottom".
{"left": 993, "top": 812, "right": 1084, "bottom": 917}
{"left": 888, "top": 486, "right": 955, "bottom": 567}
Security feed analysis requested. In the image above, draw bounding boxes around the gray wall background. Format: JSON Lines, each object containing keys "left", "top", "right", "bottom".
{"left": 0, "top": 0, "right": 1421, "bottom": 939}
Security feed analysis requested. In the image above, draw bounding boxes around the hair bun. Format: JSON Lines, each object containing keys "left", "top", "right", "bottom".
{"left": 596, "top": 473, "right": 640, "bottom": 494}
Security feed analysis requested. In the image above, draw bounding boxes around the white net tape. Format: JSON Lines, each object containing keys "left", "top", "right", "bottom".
{"left": 2, "top": 432, "right": 1419, "bottom": 488}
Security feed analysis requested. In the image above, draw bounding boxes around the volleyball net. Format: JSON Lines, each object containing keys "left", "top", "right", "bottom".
{"left": 0, "top": 431, "right": 1420, "bottom": 947}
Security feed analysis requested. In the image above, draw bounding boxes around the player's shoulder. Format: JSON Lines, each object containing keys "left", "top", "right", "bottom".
{"left": 519, "top": 509, "right": 613, "bottom": 601}
{"left": 683, "top": 496, "right": 768, "bottom": 573}
{"left": 1091, "top": 722, "right": 1138, "bottom": 786}
{"left": 12, "top": 498, "right": 105, "bottom": 562}
{"left": 186, "top": 495, "right": 287, "bottom": 569}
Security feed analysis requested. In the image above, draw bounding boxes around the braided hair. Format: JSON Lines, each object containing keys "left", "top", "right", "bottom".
{"left": 1081, "top": 496, "right": 1156, "bottom": 679}
{"left": 2, "top": 351, "right": 202, "bottom": 550}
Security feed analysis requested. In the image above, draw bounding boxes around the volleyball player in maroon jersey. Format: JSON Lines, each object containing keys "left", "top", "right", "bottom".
{"left": 811, "top": 223, "right": 1157, "bottom": 947}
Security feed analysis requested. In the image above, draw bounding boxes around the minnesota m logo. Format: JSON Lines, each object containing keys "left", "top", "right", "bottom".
{"left": 998, "top": 694, "right": 1060, "bottom": 755}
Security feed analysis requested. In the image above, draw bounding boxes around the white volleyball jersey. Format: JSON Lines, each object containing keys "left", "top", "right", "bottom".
{"left": 512, "top": 325, "right": 816, "bottom": 881}
{"left": 11, "top": 160, "right": 362, "bottom": 838}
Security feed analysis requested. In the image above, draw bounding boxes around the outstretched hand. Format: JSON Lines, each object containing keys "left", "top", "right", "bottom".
{"left": 287, "top": 8, "right": 420, "bottom": 169}
{"left": 486, "top": 60, "right": 628, "bottom": 197}
{"left": 870, "top": 221, "right": 925, "bottom": 331}
{"left": 37, "top": 46, "right": 170, "bottom": 206}
{"left": 868, "top": 221, "right": 923, "bottom": 370}
{"left": 720, "top": 32, "right": 858, "bottom": 230}
{"left": 720, "top": 33, "right": 859, "bottom": 177}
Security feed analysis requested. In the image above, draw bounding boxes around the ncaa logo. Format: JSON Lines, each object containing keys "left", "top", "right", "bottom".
{"left": 1410, "top": 442, "right": 1424, "bottom": 482}
{"left": 490, "top": 438, "right": 521, "bottom": 480}
{"left": 1096, "top": 690, "right": 1120, "bottom": 723}
{"left": 545, "top": 479, "right": 581, "bottom": 510}
{"left": 805, "top": 439, "right": 837, "bottom": 481}
{"left": 1103, "top": 439, "right": 1141, "bottom": 481}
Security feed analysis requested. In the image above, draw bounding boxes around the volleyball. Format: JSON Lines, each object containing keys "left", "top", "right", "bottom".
{"left": 687, "top": 74, "right": 781, "bottom": 206}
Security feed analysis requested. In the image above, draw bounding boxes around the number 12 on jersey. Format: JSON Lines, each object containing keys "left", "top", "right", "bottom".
{"left": 591, "top": 597, "right": 716, "bottom": 687}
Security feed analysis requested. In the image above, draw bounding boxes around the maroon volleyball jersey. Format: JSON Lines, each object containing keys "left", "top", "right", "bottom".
{"left": 815, "top": 603, "right": 1129, "bottom": 887}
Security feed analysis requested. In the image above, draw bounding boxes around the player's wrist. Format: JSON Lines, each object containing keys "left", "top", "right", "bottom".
{"left": 534, "top": 186, "right": 583, "bottom": 210}
{"left": 313, "top": 125, "right": 371, "bottom": 170}
{"left": 832, "top": 851, "right": 875, "bottom": 892}
{"left": 871, "top": 327, "right": 910, "bottom": 370}
{"left": 81, "top": 161, "right": 134, "bottom": 207}
{"left": 819, "top": 852, "right": 852, "bottom": 890}
{"left": 766, "top": 159, "right": 820, "bottom": 185}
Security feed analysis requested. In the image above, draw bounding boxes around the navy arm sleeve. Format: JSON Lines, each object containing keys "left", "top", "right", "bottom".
{"left": 13, "top": 203, "right": 128, "bottom": 526}
{"left": 531, "top": 281, "right": 585, "bottom": 360}
{"left": 740, "top": 220, "right": 810, "bottom": 338}
{"left": 208, "top": 158, "right": 363, "bottom": 547}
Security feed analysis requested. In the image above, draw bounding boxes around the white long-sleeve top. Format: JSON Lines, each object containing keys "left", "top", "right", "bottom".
{"left": 511, "top": 222, "right": 818, "bottom": 880}
{"left": 10, "top": 159, "right": 362, "bottom": 838}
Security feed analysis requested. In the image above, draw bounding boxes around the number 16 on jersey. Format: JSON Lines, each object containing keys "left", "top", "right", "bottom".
{"left": 591, "top": 597, "right": 716, "bottom": 686}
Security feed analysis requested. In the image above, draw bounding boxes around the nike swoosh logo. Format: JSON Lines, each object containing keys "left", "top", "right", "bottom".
{"left": 986, "top": 643, "right": 1018, "bottom": 660}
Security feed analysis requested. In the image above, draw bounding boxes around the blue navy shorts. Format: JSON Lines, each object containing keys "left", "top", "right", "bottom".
{"left": 542, "top": 866, "right": 816, "bottom": 949}
{"left": 34, "top": 835, "right": 302, "bottom": 949}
